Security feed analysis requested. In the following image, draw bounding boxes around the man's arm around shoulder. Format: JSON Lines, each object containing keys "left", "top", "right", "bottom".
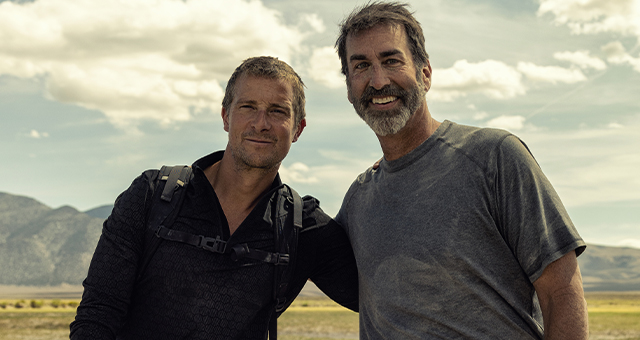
{"left": 533, "top": 251, "right": 588, "bottom": 340}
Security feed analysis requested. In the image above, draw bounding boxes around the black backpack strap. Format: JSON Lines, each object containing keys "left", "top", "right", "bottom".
{"left": 136, "top": 165, "right": 193, "bottom": 282}
{"left": 138, "top": 170, "right": 301, "bottom": 340}
{"left": 268, "top": 185, "right": 303, "bottom": 340}
{"left": 274, "top": 186, "right": 303, "bottom": 308}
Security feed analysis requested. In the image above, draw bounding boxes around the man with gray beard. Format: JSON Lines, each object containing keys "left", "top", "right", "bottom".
{"left": 334, "top": 2, "right": 588, "bottom": 339}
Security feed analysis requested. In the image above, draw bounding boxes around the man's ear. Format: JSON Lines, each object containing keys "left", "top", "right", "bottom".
{"left": 292, "top": 118, "right": 306, "bottom": 143}
{"left": 421, "top": 60, "right": 432, "bottom": 93}
{"left": 222, "top": 107, "right": 229, "bottom": 132}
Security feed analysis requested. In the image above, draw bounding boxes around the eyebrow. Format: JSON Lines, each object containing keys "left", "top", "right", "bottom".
{"left": 237, "top": 99, "right": 257, "bottom": 106}
{"left": 380, "top": 49, "right": 402, "bottom": 58}
{"left": 349, "top": 49, "right": 403, "bottom": 62}
{"left": 271, "top": 103, "right": 291, "bottom": 111}
{"left": 237, "top": 100, "right": 291, "bottom": 111}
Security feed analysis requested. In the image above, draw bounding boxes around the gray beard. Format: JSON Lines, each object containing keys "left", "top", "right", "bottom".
{"left": 349, "top": 78, "right": 426, "bottom": 137}
{"left": 361, "top": 106, "right": 413, "bottom": 136}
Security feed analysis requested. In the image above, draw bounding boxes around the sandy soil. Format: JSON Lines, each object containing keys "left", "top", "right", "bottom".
{"left": 0, "top": 285, "right": 84, "bottom": 299}
{"left": 0, "top": 281, "right": 326, "bottom": 300}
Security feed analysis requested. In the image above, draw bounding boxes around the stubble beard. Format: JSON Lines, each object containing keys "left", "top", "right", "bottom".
{"left": 231, "top": 133, "right": 283, "bottom": 172}
{"left": 349, "top": 77, "right": 426, "bottom": 137}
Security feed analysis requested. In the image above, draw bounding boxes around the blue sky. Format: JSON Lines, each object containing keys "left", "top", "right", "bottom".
{"left": 1, "top": 0, "right": 639, "bottom": 248}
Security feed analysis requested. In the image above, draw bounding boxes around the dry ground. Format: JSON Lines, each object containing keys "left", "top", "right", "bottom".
{"left": 0, "top": 291, "right": 638, "bottom": 340}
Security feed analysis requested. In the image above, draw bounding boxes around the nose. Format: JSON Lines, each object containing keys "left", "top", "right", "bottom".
{"left": 369, "top": 65, "right": 390, "bottom": 90}
{"left": 251, "top": 109, "right": 271, "bottom": 131}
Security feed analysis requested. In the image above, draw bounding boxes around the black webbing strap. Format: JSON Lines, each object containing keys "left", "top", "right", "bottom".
{"left": 155, "top": 225, "right": 227, "bottom": 253}
{"left": 291, "top": 188, "right": 303, "bottom": 229}
{"left": 230, "top": 243, "right": 290, "bottom": 264}
{"left": 160, "top": 166, "right": 190, "bottom": 202}
{"left": 154, "top": 225, "right": 291, "bottom": 265}
{"left": 144, "top": 173, "right": 302, "bottom": 340}
{"left": 268, "top": 185, "right": 303, "bottom": 340}
{"left": 137, "top": 165, "right": 193, "bottom": 282}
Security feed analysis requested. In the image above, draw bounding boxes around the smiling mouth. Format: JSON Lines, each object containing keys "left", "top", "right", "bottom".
{"left": 371, "top": 96, "right": 398, "bottom": 105}
{"left": 247, "top": 139, "right": 273, "bottom": 144}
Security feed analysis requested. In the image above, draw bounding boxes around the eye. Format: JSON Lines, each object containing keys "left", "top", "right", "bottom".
{"left": 384, "top": 58, "right": 400, "bottom": 65}
{"left": 271, "top": 108, "right": 289, "bottom": 116}
{"left": 354, "top": 61, "right": 369, "bottom": 70}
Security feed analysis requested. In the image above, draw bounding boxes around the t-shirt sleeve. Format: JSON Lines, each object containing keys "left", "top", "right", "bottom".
{"left": 336, "top": 175, "right": 367, "bottom": 235}
{"left": 493, "top": 135, "right": 586, "bottom": 283}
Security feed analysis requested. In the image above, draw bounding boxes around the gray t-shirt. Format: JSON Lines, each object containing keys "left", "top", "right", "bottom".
{"left": 336, "top": 120, "right": 585, "bottom": 339}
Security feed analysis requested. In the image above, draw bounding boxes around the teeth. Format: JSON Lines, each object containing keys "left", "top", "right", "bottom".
{"left": 372, "top": 96, "right": 396, "bottom": 104}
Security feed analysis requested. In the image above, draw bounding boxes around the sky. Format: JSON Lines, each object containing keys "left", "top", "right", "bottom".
{"left": 1, "top": 0, "right": 639, "bottom": 249}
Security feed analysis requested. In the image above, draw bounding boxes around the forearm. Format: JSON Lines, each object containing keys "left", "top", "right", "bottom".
{"left": 534, "top": 252, "right": 589, "bottom": 340}
{"left": 541, "top": 286, "right": 588, "bottom": 340}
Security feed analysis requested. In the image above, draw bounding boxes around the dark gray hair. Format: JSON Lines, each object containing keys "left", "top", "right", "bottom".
{"left": 335, "top": 1, "right": 429, "bottom": 77}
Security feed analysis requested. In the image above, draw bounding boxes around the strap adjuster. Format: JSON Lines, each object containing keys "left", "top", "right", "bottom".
{"left": 198, "top": 235, "right": 227, "bottom": 253}
{"left": 270, "top": 253, "right": 289, "bottom": 265}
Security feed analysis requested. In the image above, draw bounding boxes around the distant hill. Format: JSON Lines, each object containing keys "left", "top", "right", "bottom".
{"left": 578, "top": 244, "right": 640, "bottom": 291}
{"left": 0, "top": 192, "right": 103, "bottom": 286}
{"left": 84, "top": 205, "right": 114, "bottom": 220}
{"left": 0, "top": 191, "right": 639, "bottom": 290}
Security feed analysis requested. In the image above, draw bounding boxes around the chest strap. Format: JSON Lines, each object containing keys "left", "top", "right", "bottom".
{"left": 154, "top": 225, "right": 290, "bottom": 265}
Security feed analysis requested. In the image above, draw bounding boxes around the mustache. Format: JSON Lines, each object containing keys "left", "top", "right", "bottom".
{"left": 242, "top": 132, "right": 277, "bottom": 142}
{"left": 359, "top": 84, "right": 408, "bottom": 106}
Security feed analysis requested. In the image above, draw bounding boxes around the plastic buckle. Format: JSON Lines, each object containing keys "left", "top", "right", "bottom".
{"left": 198, "top": 235, "right": 227, "bottom": 253}
{"left": 275, "top": 297, "right": 287, "bottom": 312}
{"left": 273, "top": 253, "right": 290, "bottom": 265}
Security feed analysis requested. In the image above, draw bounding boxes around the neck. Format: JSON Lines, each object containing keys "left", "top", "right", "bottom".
{"left": 203, "top": 147, "right": 279, "bottom": 234}
{"left": 377, "top": 104, "right": 440, "bottom": 162}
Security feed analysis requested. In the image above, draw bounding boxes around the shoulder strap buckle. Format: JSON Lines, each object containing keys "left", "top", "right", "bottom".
{"left": 198, "top": 235, "right": 227, "bottom": 254}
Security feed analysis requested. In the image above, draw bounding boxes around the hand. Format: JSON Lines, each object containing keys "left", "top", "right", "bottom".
{"left": 372, "top": 157, "right": 382, "bottom": 170}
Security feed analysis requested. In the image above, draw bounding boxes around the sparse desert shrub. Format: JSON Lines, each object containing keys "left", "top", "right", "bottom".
{"left": 68, "top": 301, "right": 79, "bottom": 308}
{"left": 51, "top": 299, "right": 62, "bottom": 308}
{"left": 30, "top": 299, "right": 44, "bottom": 308}
{"left": 15, "top": 300, "right": 26, "bottom": 308}
{"left": 0, "top": 301, "right": 7, "bottom": 309}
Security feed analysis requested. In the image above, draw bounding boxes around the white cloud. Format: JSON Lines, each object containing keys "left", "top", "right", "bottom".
{"left": 473, "top": 111, "right": 489, "bottom": 120}
{"left": 300, "top": 13, "right": 326, "bottom": 33}
{"left": 0, "top": 0, "right": 314, "bottom": 131}
{"left": 617, "top": 238, "right": 640, "bottom": 249}
{"left": 485, "top": 115, "right": 526, "bottom": 131}
{"left": 520, "top": 116, "right": 640, "bottom": 207}
{"left": 28, "top": 129, "right": 49, "bottom": 138}
{"left": 517, "top": 62, "right": 587, "bottom": 84}
{"left": 553, "top": 50, "right": 607, "bottom": 70}
{"left": 279, "top": 162, "right": 319, "bottom": 184}
{"left": 306, "top": 46, "right": 344, "bottom": 89}
{"left": 429, "top": 59, "right": 525, "bottom": 101}
{"left": 538, "top": 0, "right": 640, "bottom": 36}
{"left": 601, "top": 41, "right": 640, "bottom": 72}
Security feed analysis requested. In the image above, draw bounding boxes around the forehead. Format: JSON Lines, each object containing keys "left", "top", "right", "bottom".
{"left": 233, "top": 75, "right": 294, "bottom": 105}
{"left": 345, "top": 24, "right": 410, "bottom": 59}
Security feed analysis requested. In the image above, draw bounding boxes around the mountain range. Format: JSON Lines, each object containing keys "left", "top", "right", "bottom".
{"left": 1, "top": 191, "right": 638, "bottom": 291}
